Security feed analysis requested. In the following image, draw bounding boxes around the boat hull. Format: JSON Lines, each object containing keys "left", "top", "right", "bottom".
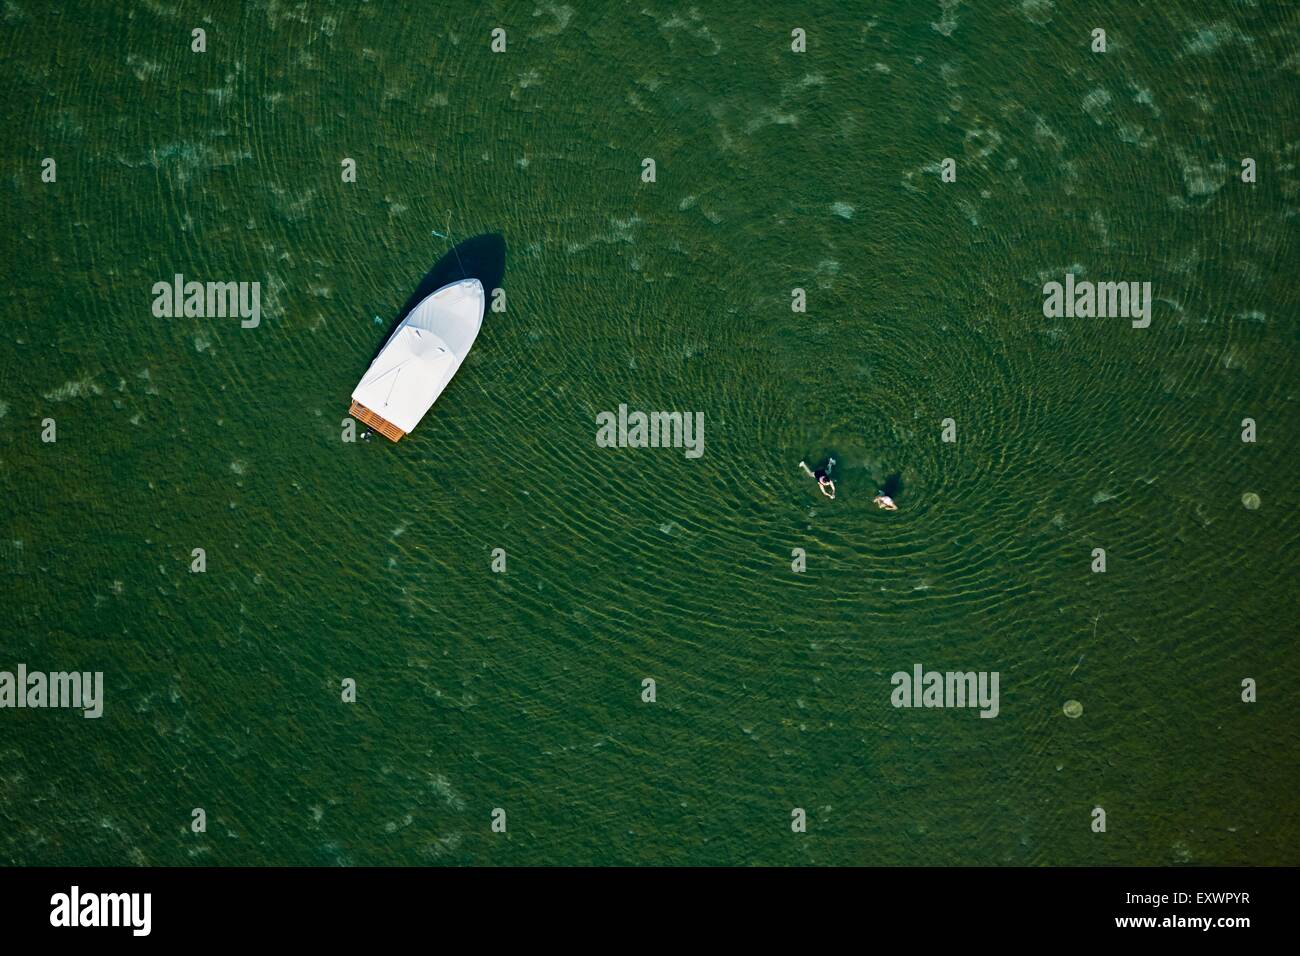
{"left": 349, "top": 278, "right": 485, "bottom": 440}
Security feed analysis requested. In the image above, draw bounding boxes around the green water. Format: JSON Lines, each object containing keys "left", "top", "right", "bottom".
{"left": 2, "top": 1, "right": 1297, "bottom": 866}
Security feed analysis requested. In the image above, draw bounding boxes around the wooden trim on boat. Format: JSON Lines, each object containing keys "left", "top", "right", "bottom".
{"left": 349, "top": 400, "right": 406, "bottom": 442}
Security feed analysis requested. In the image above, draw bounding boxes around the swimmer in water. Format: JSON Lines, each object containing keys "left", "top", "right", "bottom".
{"left": 799, "top": 458, "right": 836, "bottom": 499}
{"left": 873, "top": 492, "right": 898, "bottom": 511}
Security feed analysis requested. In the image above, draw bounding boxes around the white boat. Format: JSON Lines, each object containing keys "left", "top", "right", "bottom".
{"left": 349, "top": 278, "right": 485, "bottom": 441}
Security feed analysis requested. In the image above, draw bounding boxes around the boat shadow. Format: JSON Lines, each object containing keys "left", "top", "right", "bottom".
{"left": 370, "top": 233, "right": 506, "bottom": 362}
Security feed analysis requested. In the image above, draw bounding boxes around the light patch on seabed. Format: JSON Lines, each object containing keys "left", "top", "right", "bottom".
{"left": 706, "top": 102, "right": 736, "bottom": 153}
{"left": 256, "top": 0, "right": 311, "bottom": 30}
{"left": 1020, "top": 0, "right": 1054, "bottom": 25}
{"left": 1117, "top": 122, "right": 1156, "bottom": 149}
{"left": 418, "top": 832, "right": 463, "bottom": 860}
{"left": 965, "top": 126, "right": 1002, "bottom": 162}
{"left": 736, "top": 74, "right": 825, "bottom": 140}
{"left": 215, "top": 270, "right": 281, "bottom": 327}
{"left": 511, "top": 69, "right": 543, "bottom": 99}
{"left": 1234, "top": 256, "right": 1265, "bottom": 286}
{"left": 782, "top": 73, "right": 826, "bottom": 97}
{"left": 1235, "top": 310, "right": 1267, "bottom": 323}
{"left": 126, "top": 141, "right": 252, "bottom": 187}
{"left": 1035, "top": 263, "right": 1086, "bottom": 284}
{"left": 647, "top": 7, "right": 721, "bottom": 56}
{"left": 1032, "top": 115, "right": 1065, "bottom": 153}
{"left": 743, "top": 107, "right": 799, "bottom": 135}
{"left": 901, "top": 160, "right": 945, "bottom": 192}
{"left": 125, "top": 54, "right": 162, "bottom": 81}
{"left": 0, "top": 400, "right": 8, "bottom": 418}
{"left": 1220, "top": 346, "right": 1245, "bottom": 371}
{"left": 1183, "top": 20, "right": 1258, "bottom": 58}
{"left": 531, "top": 2, "right": 574, "bottom": 38}
{"left": 838, "top": 111, "right": 860, "bottom": 140}
{"left": 428, "top": 774, "right": 465, "bottom": 811}
{"left": 609, "top": 214, "right": 645, "bottom": 240}
{"left": 44, "top": 376, "right": 103, "bottom": 402}
{"left": 51, "top": 109, "right": 83, "bottom": 138}
{"left": 566, "top": 214, "right": 644, "bottom": 254}
{"left": 814, "top": 259, "right": 841, "bottom": 290}
{"left": 137, "top": 0, "right": 178, "bottom": 18}
{"left": 1081, "top": 87, "right": 1112, "bottom": 124}
{"left": 1174, "top": 148, "right": 1229, "bottom": 202}
{"left": 636, "top": 72, "right": 664, "bottom": 94}
{"left": 318, "top": 842, "right": 352, "bottom": 866}
{"left": 831, "top": 201, "right": 855, "bottom": 220}
{"left": 1154, "top": 297, "right": 1184, "bottom": 318}
{"left": 931, "top": 0, "right": 961, "bottom": 36}
{"left": 1090, "top": 210, "right": 1110, "bottom": 247}
{"left": 194, "top": 333, "right": 211, "bottom": 353}
{"left": 269, "top": 184, "right": 317, "bottom": 223}
{"left": 1092, "top": 490, "right": 1117, "bottom": 505}
{"left": 1167, "top": 244, "right": 1202, "bottom": 276}
{"left": 1132, "top": 86, "right": 1160, "bottom": 117}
